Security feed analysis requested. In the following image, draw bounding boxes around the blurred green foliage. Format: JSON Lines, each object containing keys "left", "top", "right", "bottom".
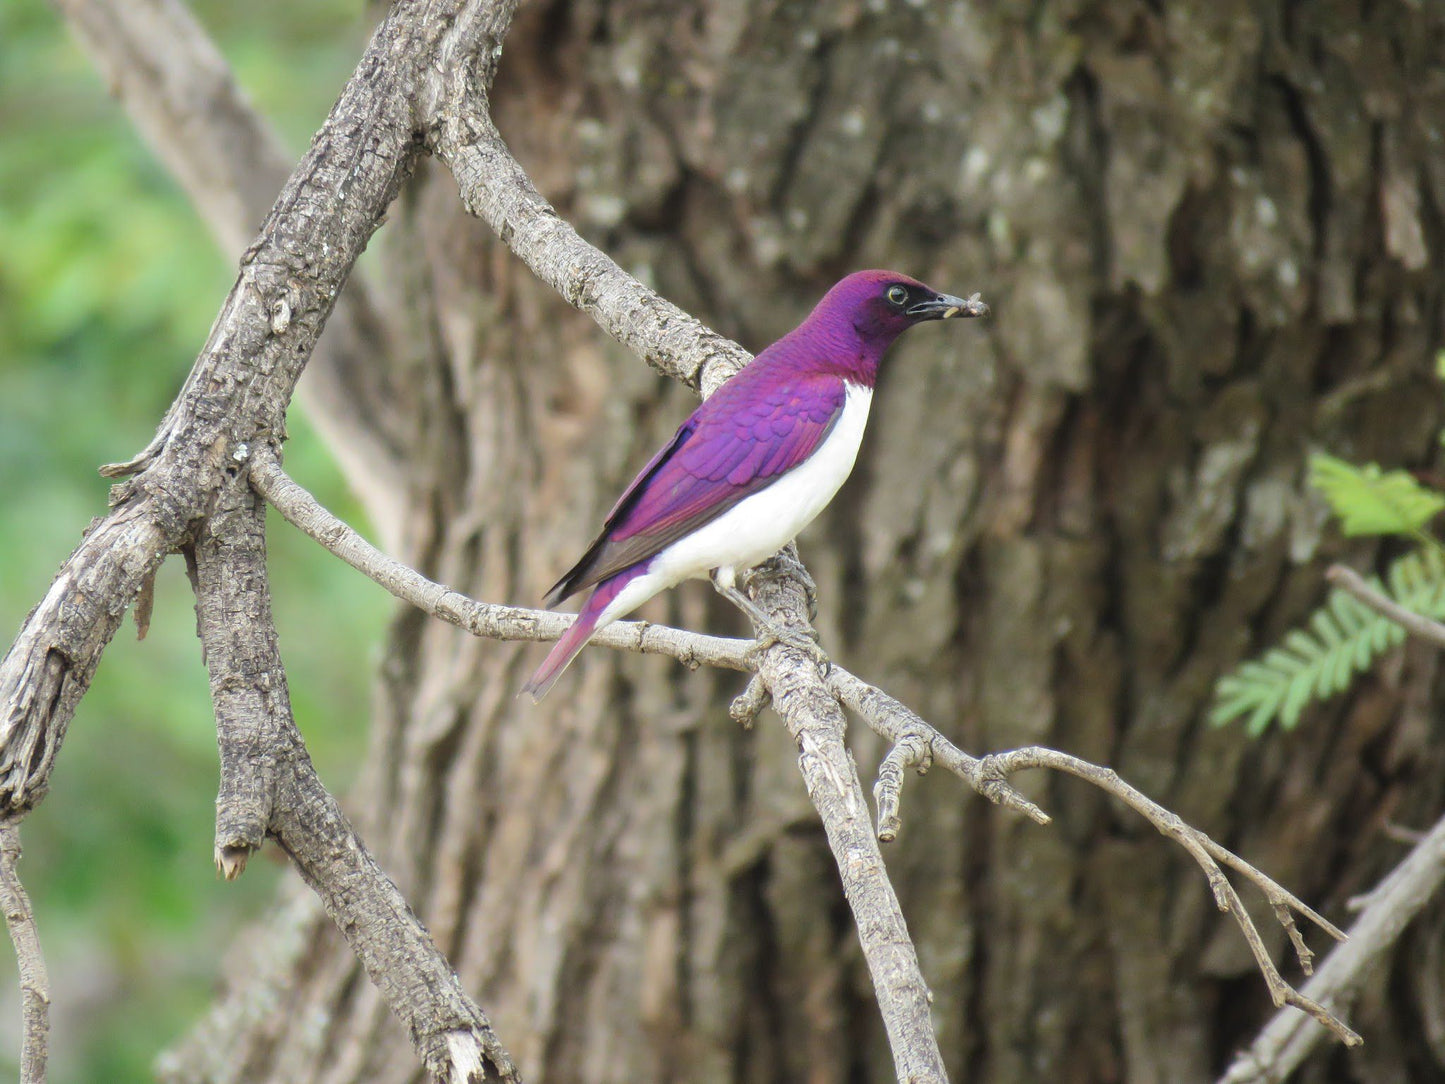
{"left": 0, "top": 1, "right": 392, "bottom": 1079}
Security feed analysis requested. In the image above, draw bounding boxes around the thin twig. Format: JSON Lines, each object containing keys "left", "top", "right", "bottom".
{"left": 250, "top": 446, "right": 753, "bottom": 673}
{"left": 1218, "top": 775, "right": 1445, "bottom": 1082}
{"left": 826, "top": 667, "right": 1049, "bottom": 827}
{"left": 728, "top": 675, "right": 771, "bottom": 729}
{"left": 1327, "top": 563, "right": 1445, "bottom": 649}
{"left": 873, "top": 732, "right": 931, "bottom": 843}
{"left": 0, "top": 822, "right": 49, "bottom": 1084}
{"left": 827, "top": 666, "right": 1360, "bottom": 1044}
{"left": 976, "top": 747, "right": 1358, "bottom": 1045}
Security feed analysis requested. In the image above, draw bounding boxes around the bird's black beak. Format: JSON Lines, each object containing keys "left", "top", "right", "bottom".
{"left": 907, "top": 291, "right": 989, "bottom": 321}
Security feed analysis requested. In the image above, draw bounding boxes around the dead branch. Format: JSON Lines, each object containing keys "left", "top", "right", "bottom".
{"left": 1327, "top": 563, "right": 1445, "bottom": 649}
{"left": 0, "top": 0, "right": 440, "bottom": 814}
{"left": 826, "top": 667, "right": 1050, "bottom": 827}
{"left": 1215, "top": 561, "right": 1445, "bottom": 1081}
{"left": 52, "top": 0, "right": 413, "bottom": 537}
{"left": 827, "top": 669, "right": 1359, "bottom": 1043}
{"left": 0, "top": 823, "right": 48, "bottom": 1084}
{"left": 1219, "top": 810, "right": 1445, "bottom": 1082}
{"left": 250, "top": 445, "right": 753, "bottom": 673}
{"left": 426, "top": 7, "right": 749, "bottom": 399}
{"left": 872, "top": 732, "right": 932, "bottom": 844}
{"left": 191, "top": 466, "right": 517, "bottom": 1082}
{"left": 980, "top": 747, "right": 1356, "bottom": 1044}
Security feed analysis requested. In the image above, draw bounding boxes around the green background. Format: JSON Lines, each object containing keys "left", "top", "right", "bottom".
{"left": 0, "top": 2, "right": 391, "bottom": 1079}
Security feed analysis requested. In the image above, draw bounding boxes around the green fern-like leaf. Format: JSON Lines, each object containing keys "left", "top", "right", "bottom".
{"left": 1211, "top": 548, "right": 1445, "bottom": 735}
{"left": 1308, "top": 453, "right": 1445, "bottom": 537}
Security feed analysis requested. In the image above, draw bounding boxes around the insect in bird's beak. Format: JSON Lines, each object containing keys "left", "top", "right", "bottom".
{"left": 907, "top": 291, "right": 989, "bottom": 320}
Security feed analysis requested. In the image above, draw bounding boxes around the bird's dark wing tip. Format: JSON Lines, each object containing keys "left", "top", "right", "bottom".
{"left": 543, "top": 566, "right": 584, "bottom": 608}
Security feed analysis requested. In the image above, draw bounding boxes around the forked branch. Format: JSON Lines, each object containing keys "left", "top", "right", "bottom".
{"left": 254, "top": 446, "right": 1363, "bottom": 1053}
{"left": 1217, "top": 560, "right": 1445, "bottom": 1080}
{"left": 192, "top": 466, "right": 518, "bottom": 1082}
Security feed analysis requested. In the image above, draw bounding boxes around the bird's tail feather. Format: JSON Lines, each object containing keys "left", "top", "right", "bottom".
{"left": 522, "top": 568, "right": 641, "bottom": 701}
{"left": 521, "top": 608, "right": 600, "bottom": 701}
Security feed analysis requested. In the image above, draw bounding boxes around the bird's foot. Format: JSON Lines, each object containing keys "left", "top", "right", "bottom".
{"left": 715, "top": 578, "right": 830, "bottom": 674}
{"left": 745, "top": 625, "right": 831, "bottom": 675}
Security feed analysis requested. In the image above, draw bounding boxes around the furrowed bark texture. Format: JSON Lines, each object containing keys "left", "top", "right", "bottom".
{"left": 173, "top": 2, "right": 1445, "bottom": 1082}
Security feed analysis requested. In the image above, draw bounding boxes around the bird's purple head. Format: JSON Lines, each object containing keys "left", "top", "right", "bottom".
{"left": 809, "top": 269, "right": 988, "bottom": 349}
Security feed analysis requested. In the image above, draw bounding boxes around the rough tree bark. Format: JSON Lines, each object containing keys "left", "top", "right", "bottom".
{"left": 104, "top": 0, "right": 1445, "bottom": 1081}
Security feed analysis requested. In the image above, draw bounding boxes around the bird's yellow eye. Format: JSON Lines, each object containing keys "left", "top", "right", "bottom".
{"left": 886, "top": 285, "right": 908, "bottom": 306}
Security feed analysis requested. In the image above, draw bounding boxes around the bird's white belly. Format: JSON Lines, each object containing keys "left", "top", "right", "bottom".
{"left": 598, "top": 382, "right": 872, "bottom": 626}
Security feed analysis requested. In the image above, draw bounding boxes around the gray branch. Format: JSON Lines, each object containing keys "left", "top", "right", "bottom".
{"left": 426, "top": 7, "right": 749, "bottom": 400}
{"left": 250, "top": 444, "right": 753, "bottom": 673}
{"left": 1218, "top": 810, "right": 1445, "bottom": 1082}
{"left": 0, "top": 823, "right": 48, "bottom": 1084}
{"left": 0, "top": 0, "right": 446, "bottom": 813}
{"left": 872, "top": 732, "right": 932, "bottom": 844}
{"left": 51, "top": 0, "right": 414, "bottom": 537}
{"left": 191, "top": 469, "right": 516, "bottom": 1081}
{"left": 1217, "top": 561, "right": 1445, "bottom": 1081}
{"left": 974, "top": 746, "right": 1357, "bottom": 1045}
{"left": 1327, "top": 563, "right": 1445, "bottom": 649}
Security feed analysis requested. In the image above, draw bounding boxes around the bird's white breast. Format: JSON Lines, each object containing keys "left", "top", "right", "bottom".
{"left": 598, "top": 382, "right": 873, "bottom": 626}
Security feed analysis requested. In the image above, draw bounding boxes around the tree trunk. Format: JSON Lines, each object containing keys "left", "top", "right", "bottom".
{"left": 164, "top": 1, "right": 1445, "bottom": 1081}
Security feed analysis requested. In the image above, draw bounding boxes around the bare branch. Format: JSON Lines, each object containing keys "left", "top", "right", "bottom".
{"left": 976, "top": 747, "right": 1358, "bottom": 1045}
{"left": 1326, "top": 563, "right": 1445, "bottom": 649}
{"left": 52, "top": 0, "right": 413, "bottom": 535}
{"left": 0, "top": 0, "right": 466, "bottom": 814}
{"left": 873, "top": 732, "right": 931, "bottom": 844}
{"left": 0, "top": 823, "right": 48, "bottom": 1084}
{"left": 728, "top": 675, "right": 772, "bottom": 729}
{"left": 827, "top": 667, "right": 1050, "bottom": 827}
{"left": 191, "top": 469, "right": 518, "bottom": 1082}
{"left": 1219, "top": 782, "right": 1445, "bottom": 1081}
{"left": 827, "top": 668, "right": 1362, "bottom": 1044}
{"left": 745, "top": 560, "right": 950, "bottom": 1083}
{"left": 250, "top": 445, "right": 752, "bottom": 673}
{"left": 427, "top": 13, "right": 750, "bottom": 399}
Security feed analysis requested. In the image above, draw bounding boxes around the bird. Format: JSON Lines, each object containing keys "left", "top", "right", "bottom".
{"left": 522, "top": 269, "right": 988, "bottom": 700}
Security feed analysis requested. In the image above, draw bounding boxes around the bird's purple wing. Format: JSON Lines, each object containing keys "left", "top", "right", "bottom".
{"left": 544, "top": 368, "right": 846, "bottom": 605}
